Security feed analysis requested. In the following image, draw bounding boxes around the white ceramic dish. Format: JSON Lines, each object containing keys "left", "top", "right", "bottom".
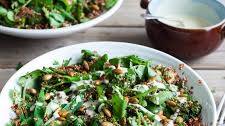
{"left": 0, "top": 42, "right": 216, "bottom": 125}
{"left": 0, "top": 0, "right": 123, "bottom": 39}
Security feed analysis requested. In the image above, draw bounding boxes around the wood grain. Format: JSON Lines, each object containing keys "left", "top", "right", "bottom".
{"left": 0, "top": 27, "right": 225, "bottom": 69}
{"left": 0, "top": 69, "right": 224, "bottom": 104}
{"left": 98, "top": 0, "right": 145, "bottom": 27}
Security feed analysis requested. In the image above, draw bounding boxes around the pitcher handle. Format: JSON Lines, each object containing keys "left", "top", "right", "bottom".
{"left": 140, "top": 0, "right": 151, "bottom": 9}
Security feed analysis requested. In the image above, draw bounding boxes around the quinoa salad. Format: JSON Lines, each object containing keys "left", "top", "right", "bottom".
{"left": 9, "top": 50, "right": 202, "bottom": 126}
{"left": 0, "top": 0, "right": 117, "bottom": 29}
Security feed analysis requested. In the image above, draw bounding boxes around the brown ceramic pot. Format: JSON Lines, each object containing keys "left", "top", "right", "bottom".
{"left": 140, "top": 0, "right": 225, "bottom": 59}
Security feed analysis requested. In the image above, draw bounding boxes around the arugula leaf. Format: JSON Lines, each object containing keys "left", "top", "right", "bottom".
{"left": 16, "top": 62, "right": 23, "bottom": 71}
{"left": 133, "top": 65, "right": 146, "bottom": 80}
{"left": 34, "top": 89, "right": 46, "bottom": 126}
{"left": 149, "top": 91, "right": 174, "bottom": 105}
{"left": 0, "top": 6, "right": 7, "bottom": 16}
{"left": 7, "top": 11, "right": 15, "bottom": 22}
{"left": 62, "top": 58, "right": 72, "bottom": 66}
{"left": 91, "top": 54, "right": 108, "bottom": 71}
{"left": 18, "top": 70, "right": 43, "bottom": 89}
{"left": 145, "top": 62, "right": 157, "bottom": 78}
{"left": 128, "top": 116, "right": 138, "bottom": 126}
{"left": 112, "top": 86, "right": 127, "bottom": 119}
{"left": 109, "top": 55, "right": 150, "bottom": 68}
{"left": 105, "top": 0, "right": 117, "bottom": 9}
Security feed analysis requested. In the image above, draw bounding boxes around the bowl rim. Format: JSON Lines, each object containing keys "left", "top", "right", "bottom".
{"left": 0, "top": 0, "right": 123, "bottom": 34}
{"left": 0, "top": 41, "right": 217, "bottom": 125}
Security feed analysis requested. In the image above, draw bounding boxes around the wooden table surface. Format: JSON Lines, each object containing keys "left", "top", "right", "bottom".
{"left": 0, "top": 0, "right": 224, "bottom": 105}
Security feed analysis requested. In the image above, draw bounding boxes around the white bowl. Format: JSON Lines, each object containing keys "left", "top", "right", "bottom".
{"left": 0, "top": 1, "right": 123, "bottom": 39}
{"left": 0, "top": 42, "right": 216, "bottom": 125}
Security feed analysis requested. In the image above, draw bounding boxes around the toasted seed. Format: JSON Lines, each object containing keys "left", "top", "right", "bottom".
{"left": 79, "top": 106, "right": 86, "bottom": 112}
{"left": 120, "top": 117, "right": 126, "bottom": 126}
{"left": 27, "top": 88, "right": 37, "bottom": 95}
{"left": 129, "top": 97, "right": 139, "bottom": 104}
{"left": 83, "top": 61, "right": 90, "bottom": 71}
{"left": 68, "top": 71, "right": 75, "bottom": 76}
{"left": 43, "top": 74, "right": 52, "bottom": 81}
{"left": 103, "top": 108, "right": 112, "bottom": 117}
{"left": 101, "top": 122, "right": 114, "bottom": 126}
{"left": 95, "top": 80, "right": 102, "bottom": 85}
{"left": 92, "top": 4, "right": 100, "bottom": 11}
{"left": 15, "top": 109, "right": 21, "bottom": 115}
{"left": 166, "top": 100, "right": 176, "bottom": 107}
{"left": 58, "top": 110, "right": 69, "bottom": 118}
{"left": 57, "top": 117, "right": 66, "bottom": 121}
{"left": 124, "top": 96, "right": 129, "bottom": 103}
{"left": 148, "top": 77, "right": 156, "bottom": 83}
{"left": 14, "top": 119, "right": 20, "bottom": 126}
{"left": 113, "top": 68, "right": 123, "bottom": 75}
{"left": 45, "top": 93, "right": 51, "bottom": 100}
{"left": 176, "top": 116, "right": 184, "bottom": 123}
{"left": 158, "top": 110, "right": 163, "bottom": 116}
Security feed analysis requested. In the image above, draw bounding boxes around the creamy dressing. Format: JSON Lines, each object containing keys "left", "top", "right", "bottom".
{"left": 70, "top": 79, "right": 93, "bottom": 91}
{"left": 152, "top": 0, "right": 221, "bottom": 28}
{"left": 159, "top": 15, "right": 213, "bottom": 28}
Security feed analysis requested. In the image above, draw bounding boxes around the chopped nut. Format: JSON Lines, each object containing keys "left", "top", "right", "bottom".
{"left": 14, "top": 119, "right": 20, "bottom": 126}
{"left": 113, "top": 68, "right": 123, "bottom": 75}
{"left": 120, "top": 117, "right": 126, "bottom": 126}
{"left": 27, "top": 88, "right": 37, "bottom": 95}
{"left": 95, "top": 80, "right": 102, "bottom": 85}
{"left": 176, "top": 116, "right": 184, "bottom": 123}
{"left": 158, "top": 110, "right": 163, "bottom": 116}
{"left": 179, "top": 64, "right": 184, "bottom": 70}
{"left": 124, "top": 96, "right": 129, "bottom": 103}
{"left": 57, "top": 117, "right": 66, "bottom": 121}
{"left": 163, "top": 67, "right": 178, "bottom": 84}
{"left": 79, "top": 106, "right": 86, "bottom": 112}
{"left": 58, "top": 110, "right": 69, "bottom": 118}
{"left": 43, "top": 74, "right": 52, "bottom": 81}
{"left": 83, "top": 60, "right": 90, "bottom": 71}
{"left": 101, "top": 122, "right": 114, "bottom": 126}
{"left": 45, "top": 93, "right": 51, "bottom": 100}
{"left": 129, "top": 97, "right": 139, "bottom": 104}
{"left": 92, "top": 4, "right": 100, "bottom": 11}
{"left": 103, "top": 108, "right": 112, "bottom": 117}
{"left": 15, "top": 109, "right": 21, "bottom": 115}
{"left": 198, "top": 80, "right": 202, "bottom": 85}
{"left": 166, "top": 100, "right": 176, "bottom": 107}
{"left": 68, "top": 71, "right": 75, "bottom": 76}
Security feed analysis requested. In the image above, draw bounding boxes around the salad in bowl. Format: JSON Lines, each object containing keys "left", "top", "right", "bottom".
{"left": 0, "top": 0, "right": 123, "bottom": 38}
{"left": 0, "top": 42, "right": 216, "bottom": 126}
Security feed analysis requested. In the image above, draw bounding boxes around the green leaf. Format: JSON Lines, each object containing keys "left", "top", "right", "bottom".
{"left": 105, "top": 0, "right": 117, "bottom": 9}
{"left": 149, "top": 91, "right": 174, "bottom": 105}
{"left": 128, "top": 116, "right": 138, "bottom": 126}
{"left": 0, "top": 6, "right": 7, "bottom": 16}
{"left": 18, "top": 70, "right": 43, "bottom": 88}
{"left": 125, "top": 68, "right": 136, "bottom": 83}
{"left": 50, "top": 12, "right": 65, "bottom": 23}
{"left": 145, "top": 62, "right": 156, "bottom": 78}
{"left": 62, "top": 58, "right": 72, "bottom": 66}
{"left": 16, "top": 62, "right": 23, "bottom": 71}
{"left": 18, "top": 0, "right": 25, "bottom": 4}
{"left": 112, "top": 86, "right": 127, "bottom": 119}
{"left": 34, "top": 89, "right": 46, "bottom": 126}
{"left": 133, "top": 65, "right": 146, "bottom": 80}
{"left": 91, "top": 54, "right": 108, "bottom": 71}
{"left": 76, "top": 0, "right": 84, "bottom": 21}
{"left": 7, "top": 11, "right": 15, "bottom": 22}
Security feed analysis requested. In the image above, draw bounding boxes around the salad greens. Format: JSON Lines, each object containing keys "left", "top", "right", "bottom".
{"left": 0, "top": 0, "right": 117, "bottom": 29}
{"left": 9, "top": 50, "right": 202, "bottom": 126}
